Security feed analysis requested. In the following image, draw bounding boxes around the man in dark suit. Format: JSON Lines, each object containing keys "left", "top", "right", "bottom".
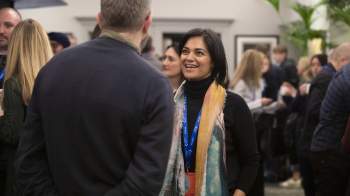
{"left": 15, "top": 0, "right": 174, "bottom": 195}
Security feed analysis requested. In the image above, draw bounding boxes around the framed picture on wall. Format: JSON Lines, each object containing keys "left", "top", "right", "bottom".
{"left": 235, "top": 35, "right": 279, "bottom": 66}
{"left": 162, "top": 33, "right": 186, "bottom": 51}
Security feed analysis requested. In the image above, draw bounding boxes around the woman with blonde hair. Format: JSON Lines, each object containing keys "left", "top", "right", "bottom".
{"left": 230, "top": 49, "right": 272, "bottom": 113}
{"left": 0, "top": 19, "right": 52, "bottom": 195}
{"left": 297, "top": 56, "right": 313, "bottom": 83}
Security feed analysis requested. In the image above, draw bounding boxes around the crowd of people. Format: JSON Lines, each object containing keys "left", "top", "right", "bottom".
{"left": 0, "top": 0, "right": 349, "bottom": 196}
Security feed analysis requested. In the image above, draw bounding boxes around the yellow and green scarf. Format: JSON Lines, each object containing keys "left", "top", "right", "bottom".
{"left": 160, "top": 81, "right": 228, "bottom": 196}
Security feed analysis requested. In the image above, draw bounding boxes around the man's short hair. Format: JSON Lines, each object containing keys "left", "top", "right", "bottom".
{"left": 273, "top": 45, "right": 288, "bottom": 54}
{"left": 100, "top": 0, "right": 150, "bottom": 31}
{"left": 332, "top": 42, "right": 350, "bottom": 63}
{"left": 0, "top": 7, "right": 22, "bottom": 20}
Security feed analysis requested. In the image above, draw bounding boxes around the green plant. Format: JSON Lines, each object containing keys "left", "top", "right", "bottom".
{"left": 284, "top": 21, "right": 326, "bottom": 55}
{"left": 265, "top": 0, "right": 327, "bottom": 55}
{"left": 265, "top": 0, "right": 280, "bottom": 12}
{"left": 329, "top": 5, "right": 350, "bottom": 26}
{"left": 292, "top": 3, "right": 321, "bottom": 30}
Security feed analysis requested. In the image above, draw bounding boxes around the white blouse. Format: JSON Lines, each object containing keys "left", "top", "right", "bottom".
{"left": 230, "top": 79, "right": 264, "bottom": 113}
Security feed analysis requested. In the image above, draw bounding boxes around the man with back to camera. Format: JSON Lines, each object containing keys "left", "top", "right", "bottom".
{"left": 0, "top": 6, "right": 21, "bottom": 194}
{"left": 15, "top": 0, "right": 174, "bottom": 195}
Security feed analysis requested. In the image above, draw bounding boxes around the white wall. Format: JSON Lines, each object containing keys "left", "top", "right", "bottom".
{"left": 152, "top": 0, "right": 281, "bottom": 34}
{"left": 19, "top": 0, "right": 286, "bottom": 74}
{"left": 150, "top": 0, "right": 283, "bottom": 73}
{"left": 19, "top": 0, "right": 99, "bottom": 42}
{"left": 19, "top": 0, "right": 283, "bottom": 41}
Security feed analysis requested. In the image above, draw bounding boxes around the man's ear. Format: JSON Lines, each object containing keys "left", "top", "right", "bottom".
{"left": 142, "top": 12, "right": 152, "bottom": 34}
{"left": 96, "top": 12, "right": 103, "bottom": 28}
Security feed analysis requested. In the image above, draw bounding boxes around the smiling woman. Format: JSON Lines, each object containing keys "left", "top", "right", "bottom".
{"left": 181, "top": 37, "right": 213, "bottom": 82}
{"left": 180, "top": 28, "right": 228, "bottom": 87}
{"left": 160, "top": 28, "right": 259, "bottom": 196}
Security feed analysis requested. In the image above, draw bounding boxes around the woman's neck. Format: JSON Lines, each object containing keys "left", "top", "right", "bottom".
{"left": 184, "top": 76, "right": 214, "bottom": 99}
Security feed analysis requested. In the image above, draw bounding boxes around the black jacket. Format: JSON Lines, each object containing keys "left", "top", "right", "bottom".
{"left": 0, "top": 77, "right": 27, "bottom": 196}
{"left": 15, "top": 37, "right": 174, "bottom": 196}
{"left": 311, "top": 64, "right": 350, "bottom": 152}
{"left": 183, "top": 78, "right": 259, "bottom": 194}
{"left": 262, "top": 64, "right": 283, "bottom": 101}
{"left": 280, "top": 58, "right": 299, "bottom": 88}
{"left": 300, "top": 64, "right": 336, "bottom": 154}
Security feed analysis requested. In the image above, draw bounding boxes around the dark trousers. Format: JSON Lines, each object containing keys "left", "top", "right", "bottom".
{"left": 311, "top": 149, "right": 350, "bottom": 196}
{"left": 0, "top": 166, "right": 6, "bottom": 195}
{"left": 299, "top": 153, "right": 315, "bottom": 196}
{"left": 0, "top": 150, "right": 8, "bottom": 195}
{"left": 248, "top": 159, "right": 264, "bottom": 196}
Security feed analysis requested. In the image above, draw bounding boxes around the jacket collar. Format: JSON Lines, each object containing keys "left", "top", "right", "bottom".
{"left": 100, "top": 29, "right": 140, "bottom": 54}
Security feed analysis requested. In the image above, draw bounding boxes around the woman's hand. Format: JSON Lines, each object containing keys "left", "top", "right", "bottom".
{"left": 261, "top": 97, "right": 273, "bottom": 106}
{"left": 299, "top": 83, "right": 310, "bottom": 96}
{"left": 233, "top": 189, "right": 246, "bottom": 196}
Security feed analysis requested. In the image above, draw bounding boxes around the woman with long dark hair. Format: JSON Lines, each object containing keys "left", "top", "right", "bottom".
{"left": 160, "top": 28, "right": 259, "bottom": 196}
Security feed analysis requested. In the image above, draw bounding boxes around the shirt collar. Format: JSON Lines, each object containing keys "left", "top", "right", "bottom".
{"left": 99, "top": 29, "right": 140, "bottom": 54}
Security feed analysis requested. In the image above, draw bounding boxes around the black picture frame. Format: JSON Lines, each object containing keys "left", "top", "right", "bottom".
{"left": 235, "top": 35, "right": 279, "bottom": 66}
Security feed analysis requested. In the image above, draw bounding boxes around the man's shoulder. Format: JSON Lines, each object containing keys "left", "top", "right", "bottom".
{"left": 333, "top": 65, "right": 350, "bottom": 86}
{"left": 342, "top": 64, "right": 350, "bottom": 80}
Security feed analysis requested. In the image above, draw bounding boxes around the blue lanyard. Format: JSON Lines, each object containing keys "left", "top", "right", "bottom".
{"left": 182, "top": 96, "right": 201, "bottom": 171}
{"left": 0, "top": 69, "right": 4, "bottom": 81}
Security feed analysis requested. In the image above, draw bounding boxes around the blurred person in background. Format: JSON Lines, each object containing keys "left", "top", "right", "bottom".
{"left": 230, "top": 49, "right": 273, "bottom": 113}
{"left": 279, "top": 56, "right": 315, "bottom": 189}
{"left": 297, "top": 57, "right": 312, "bottom": 84}
{"left": 297, "top": 53, "right": 329, "bottom": 196}
{"left": 272, "top": 45, "right": 299, "bottom": 89}
{"left": 48, "top": 32, "right": 71, "bottom": 55}
{"left": 230, "top": 49, "right": 272, "bottom": 196}
{"left": 261, "top": 52, "right": 283, "bottom": 102}
{"left": 299, "top": 54, "right": 328, "bottom": 97}
{"left": 91, "top": 24, "right": 101, "bottom": 39}
{"left": 0, "top": 19, "right": 52, "bottom": 196}
{"left": 66, "top": 32, "right": 78, "bottom": 47}
{"left": 141, "top": 36, "right": 162, "bottom": 70}
{"left": 161, "top": 44, "right": 184, "bottom": 92}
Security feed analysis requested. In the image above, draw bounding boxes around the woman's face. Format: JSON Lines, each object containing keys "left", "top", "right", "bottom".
{"left": 181, "top": 36, "right": 213, "bottom": 81}
{"left": 161, "top": 47, "right": 182, "bottom": 78}
{"left": 311, "top": 57, "right": 322, "bottom": 77}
